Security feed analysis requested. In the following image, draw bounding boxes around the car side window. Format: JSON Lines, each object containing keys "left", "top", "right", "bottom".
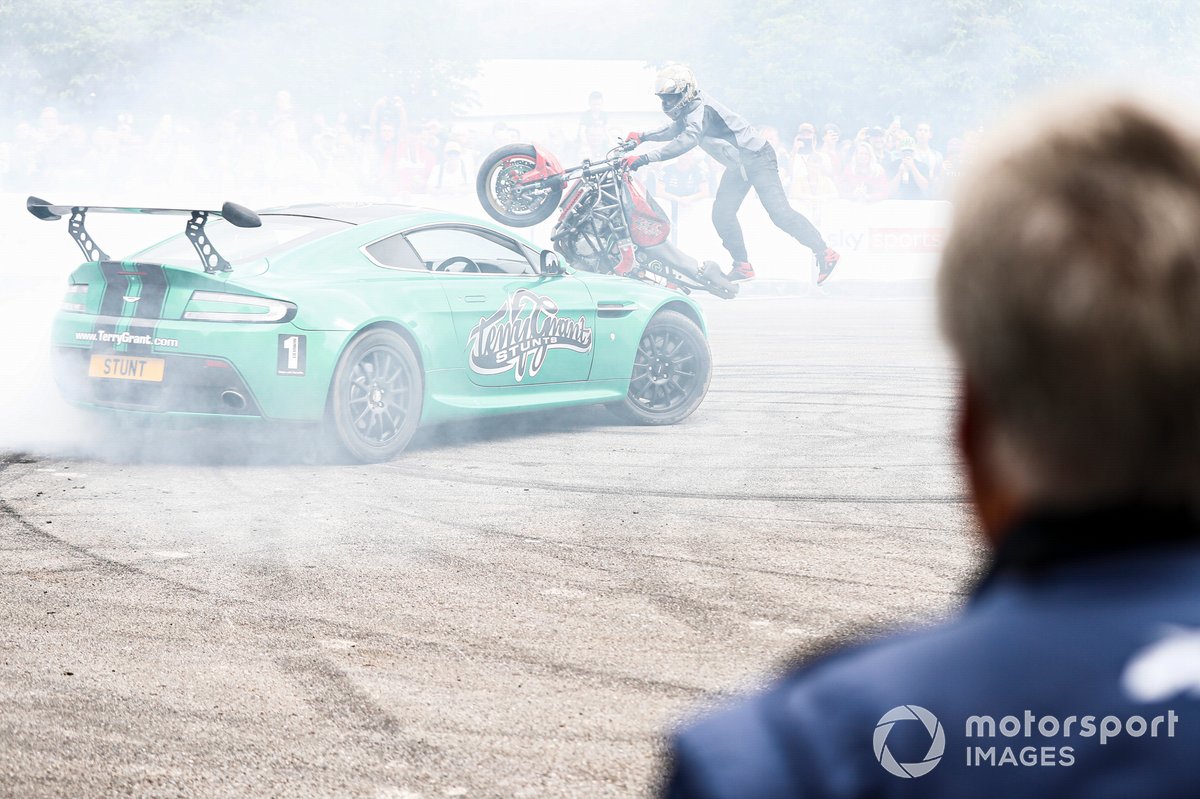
{"left": 364, "top": 233, "right": 427, "bottom": 271}
{"left": 405, "top": 227, "right": 536, "bottom": 275}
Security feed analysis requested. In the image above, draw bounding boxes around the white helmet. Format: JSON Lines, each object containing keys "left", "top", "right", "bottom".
{"left": 653, "top": 64, "right": 699, "bottom": 119}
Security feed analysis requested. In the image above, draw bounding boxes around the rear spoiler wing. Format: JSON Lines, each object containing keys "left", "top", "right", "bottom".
{"left": 26, "top": 196, "right": 262, "bottom": 273}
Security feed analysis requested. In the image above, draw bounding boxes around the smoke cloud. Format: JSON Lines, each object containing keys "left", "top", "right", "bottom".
{"left": 2, "top": 1, "right": 1198, "bottom": 460}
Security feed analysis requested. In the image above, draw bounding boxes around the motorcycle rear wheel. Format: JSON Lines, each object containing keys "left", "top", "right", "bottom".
{"left": 476, "top": 145, "right": 562, "bottom": 227}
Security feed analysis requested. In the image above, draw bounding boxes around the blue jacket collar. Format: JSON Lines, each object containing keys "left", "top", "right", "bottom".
{"left": 975, "top": 502, "right": 1200, "bottom": 595}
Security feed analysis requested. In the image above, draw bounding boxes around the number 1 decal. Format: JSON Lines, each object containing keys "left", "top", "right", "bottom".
{"left": 277, "top": 334, "right": 306, "bottom": 376}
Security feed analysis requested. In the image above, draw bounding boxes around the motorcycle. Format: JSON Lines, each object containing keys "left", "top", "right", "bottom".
{"left": 475, "top": 139, "right": 738, "bottom": 299}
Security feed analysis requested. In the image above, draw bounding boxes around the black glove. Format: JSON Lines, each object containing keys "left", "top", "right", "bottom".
{"left": 623, "top": 155, "right": 649, "bottom": 171}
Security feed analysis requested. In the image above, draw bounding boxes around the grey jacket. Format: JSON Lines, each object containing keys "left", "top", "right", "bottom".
{"left": 643, "top": 92, "right": 768, "bottom": 169}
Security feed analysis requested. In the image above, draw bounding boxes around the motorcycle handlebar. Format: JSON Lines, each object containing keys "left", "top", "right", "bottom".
{"left": 516, "top": 145, "right": 636, "bottom": 190}
{"left": 552, "top": 155, "right": 629, "bottom": 182}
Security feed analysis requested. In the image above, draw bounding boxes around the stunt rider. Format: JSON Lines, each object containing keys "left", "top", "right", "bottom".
{"left": 624, "top": 65, "right": 841, "bottom": 284}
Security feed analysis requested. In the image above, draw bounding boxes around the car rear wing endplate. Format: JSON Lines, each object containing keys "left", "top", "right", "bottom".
{"left": 26, "top": 196, "right": 261, "bottom": 273}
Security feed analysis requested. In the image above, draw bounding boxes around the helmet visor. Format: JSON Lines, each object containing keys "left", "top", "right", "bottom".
{"left": 659, "top": 92, "right": 684, "bottom": 114}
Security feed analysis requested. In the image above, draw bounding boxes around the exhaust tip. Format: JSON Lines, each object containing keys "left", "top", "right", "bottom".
{"left": 220, "top": 390, "right": 247, "bottom": 411}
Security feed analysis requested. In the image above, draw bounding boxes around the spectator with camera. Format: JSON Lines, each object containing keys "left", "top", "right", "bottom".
{"left": 887, "top": 135, "right": 930, "bottom": 199}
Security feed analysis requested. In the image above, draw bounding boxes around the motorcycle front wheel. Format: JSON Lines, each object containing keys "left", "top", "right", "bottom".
{"left": 476, "top": 145, "right": 563, "bottom": 227}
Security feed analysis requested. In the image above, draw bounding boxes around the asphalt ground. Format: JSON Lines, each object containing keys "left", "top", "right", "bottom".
{"left": 0, "top": 294, "right": 985, "bottom": 798}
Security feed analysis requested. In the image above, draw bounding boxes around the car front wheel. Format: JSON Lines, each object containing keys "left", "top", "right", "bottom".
{"left": 608, "top": 310, "right": 711, "bottom": 425}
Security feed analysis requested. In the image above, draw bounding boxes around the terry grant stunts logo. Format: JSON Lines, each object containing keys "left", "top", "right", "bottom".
{"left": 468, "top": 289, "right": 593, "bottom": 382}
{"left": 874, "top": 705, "right": 945, "bottom": 778}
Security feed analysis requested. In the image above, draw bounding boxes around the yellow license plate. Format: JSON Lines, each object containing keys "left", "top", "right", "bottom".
{"left": 88, "top": 355, "right": 165, "bottom": 382}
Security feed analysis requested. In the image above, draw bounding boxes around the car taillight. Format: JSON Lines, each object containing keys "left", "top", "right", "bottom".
{"left": 61, "top": 283, "right": 88, "bottom": 312}
{"left": 182, "top": 290, "right": 296, "bottom": 323}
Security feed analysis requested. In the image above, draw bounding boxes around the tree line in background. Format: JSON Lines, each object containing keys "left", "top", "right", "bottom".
{"left": 0, "top": 0, "right": 478, "bottom": 124}
{"left": 3, "top": 0, "right": 1199, "bottom": 139}
{"left": 669, "top": 0, "right": 1200, "bottom": 136}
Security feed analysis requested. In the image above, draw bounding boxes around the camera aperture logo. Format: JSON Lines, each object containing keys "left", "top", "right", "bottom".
{"left": 874, "top": 702, "right": 1180, "bottom": 776}
{"left": 874, "top": 705, "right": 945, "bottom": 778}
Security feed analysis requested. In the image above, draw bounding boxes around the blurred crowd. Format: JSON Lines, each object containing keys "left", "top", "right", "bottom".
{"left": 638, "top": 118, "right": 974, "bottom": 211}
{"left": 0, "top": 91, "right": 534, "bottom": 206}
{"left": 0, "top": 89, "right": 971, "bottom": 209}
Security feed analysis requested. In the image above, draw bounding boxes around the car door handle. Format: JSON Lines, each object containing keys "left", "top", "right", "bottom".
{"left": 463, "top": 295, "right": 487, "bottom": 303}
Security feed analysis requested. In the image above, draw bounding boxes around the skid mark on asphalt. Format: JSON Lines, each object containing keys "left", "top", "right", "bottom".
{"left": 0, "top": 497, "right": 211, "bottom": 598}
{"left": 406, "top": 461, "right": 959, "bottom": 473}
{"left": 1, "top": 464, "right": 714, "bottom": 701}
{"left": 704, "top": 400, "right": 949, "bottom": 413}
{"left": 0, "top": 452, "right": 40, "bottom": 492}
{"left": 713, "top": 362, "right": 952, "bottom": 372}
{"left": 275, "top": 654, "right": 435, "bottom": 748}
{"left": 708, "top": 387, "right": 951, "bottom": 398}
{"left": 382, "top": 464, "right": 965, "bottom": 506}
{"left": 272, "top": 615, "right": 711, "bottom": 703}
{"left": 0, "top": 461, "right": 212, "bottom": 597}
{"left": 350, "top": 502, "right": 966, "bottom": 599}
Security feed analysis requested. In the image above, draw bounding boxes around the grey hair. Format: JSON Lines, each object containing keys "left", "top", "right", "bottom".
{"left": 939, "top": 92, "right": 1200, "bottom": 508}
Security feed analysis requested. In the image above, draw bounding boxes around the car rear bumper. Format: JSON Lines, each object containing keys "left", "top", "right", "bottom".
{"left": 51, "top": 311, "right": 351, "bottom": 421}
{"left": 52, "top": 346, "right": 264, "bottom": 415}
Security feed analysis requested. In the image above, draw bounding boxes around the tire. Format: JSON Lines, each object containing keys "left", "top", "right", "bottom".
{"left": 476, "top": 144, "right": 562, "bottom": 227}
{"left": 327, "top": 329, "right": 423, "bottom": 463}
{"left": 608, "top": 310, "right": 711, "bottom": 425}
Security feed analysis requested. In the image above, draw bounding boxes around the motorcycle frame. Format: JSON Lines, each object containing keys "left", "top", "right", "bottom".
{"left": 510, "top": 147, "right": 732, "bottom": 297}
{"left": 551, "top": 168, "right": 631, "bottom": 265}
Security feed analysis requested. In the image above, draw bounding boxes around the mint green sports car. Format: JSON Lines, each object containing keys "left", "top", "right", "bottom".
{"left": 31, "top": 198, "right": 712, "bottom": 461}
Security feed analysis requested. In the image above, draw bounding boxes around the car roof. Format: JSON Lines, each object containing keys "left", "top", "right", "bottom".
{"left": 253, "top": 203, "right": 543, "bottom": 257}
{"left": 258, "top": 203, "right": 448, "bottom": 225}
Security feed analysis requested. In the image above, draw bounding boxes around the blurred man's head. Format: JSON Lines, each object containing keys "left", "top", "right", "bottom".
{"left": 939, "top": 94, "right": 1200, "bottom": 536}
{"left": 795, "top": 122, "right": 816, "bottom": 150}
{"left": 916, "top": 121, "right": 933, "bottom": 145}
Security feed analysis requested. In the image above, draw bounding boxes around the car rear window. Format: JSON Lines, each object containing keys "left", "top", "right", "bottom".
{"left": 364, "top": 233, "right": 426, "bottom": 271}
{"left": 132, "top": 215, "right": 350, "bottom": 266}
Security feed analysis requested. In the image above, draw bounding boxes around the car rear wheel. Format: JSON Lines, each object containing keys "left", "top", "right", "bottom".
{"left": 608, "top": 310, "right": 711, "bottom": 425}
{"left": 328, "top": 329, "right": 423, "bottom": 462}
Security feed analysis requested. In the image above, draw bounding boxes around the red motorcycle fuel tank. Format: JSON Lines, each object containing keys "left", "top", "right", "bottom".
{"left": 623, "top": 174, "right": 671, "bottom": 247}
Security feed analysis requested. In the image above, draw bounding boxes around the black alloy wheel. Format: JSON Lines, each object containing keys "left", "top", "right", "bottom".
{"left": 328, "top": 329, "right": 423, "bottom": 462}
{"left": 608, "top": 310, "right": 711, "bottom": 425}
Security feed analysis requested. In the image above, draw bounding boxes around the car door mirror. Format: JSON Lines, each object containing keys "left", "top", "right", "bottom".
{"left": 539, "top": 249, "right": 565, "bottom": 276}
